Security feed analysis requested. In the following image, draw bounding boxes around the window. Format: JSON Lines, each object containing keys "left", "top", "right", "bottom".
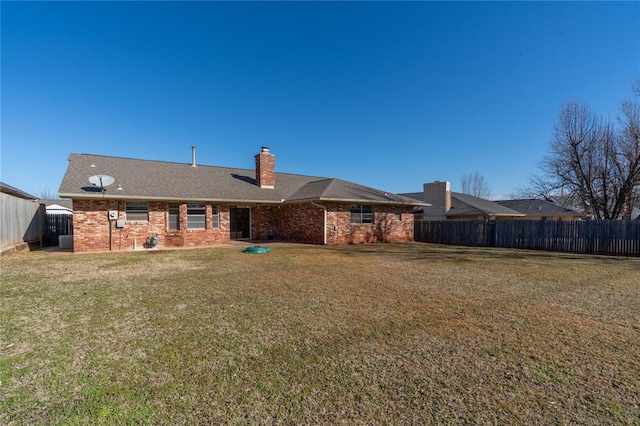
{"left": 211, "top": 204, "right": 220, "bottom": 228}
{"left": 168, "top": 203, "right": 180, "bottom": 230}
{"left": 394, "top": 207, "right": 401, "bottom": 221}
{"left": 187, "top": 203, "right": 206, "bottom": 229}
{"left": 125, "top": 202, "right": 148, "bottom": 221}
{"left": 350, "top": 204, "right": 373, "bottom": 224}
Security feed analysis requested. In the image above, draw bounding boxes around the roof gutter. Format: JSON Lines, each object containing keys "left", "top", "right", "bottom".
{"left": 59, "top": 192, "right": 430, "bottom": 207}
{"left": 311, "top": 202, "right": 327, "bottom": 245}
{"left": 57, "top": 193, "right": 287, "bottom": 204}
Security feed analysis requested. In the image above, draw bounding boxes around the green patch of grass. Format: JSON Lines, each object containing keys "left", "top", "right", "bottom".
{"left": 1, "top": 243, "right": 639, "bottom": 424}
{"left": 532, "top": 360, "right": 574, "bottom": 386}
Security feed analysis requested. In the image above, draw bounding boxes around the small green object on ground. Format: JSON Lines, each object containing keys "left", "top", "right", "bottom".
{"left": 243, "top": 246, "right": 270, "bottom": 254}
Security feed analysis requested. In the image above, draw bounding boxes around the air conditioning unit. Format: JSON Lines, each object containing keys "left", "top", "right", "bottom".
{"left": 59, "top": 235, "right": 73, "bottom": 249}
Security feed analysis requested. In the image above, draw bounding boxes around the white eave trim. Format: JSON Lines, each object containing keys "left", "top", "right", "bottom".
{"left": 59, "top": 193, "right": 431, "bottom": 207}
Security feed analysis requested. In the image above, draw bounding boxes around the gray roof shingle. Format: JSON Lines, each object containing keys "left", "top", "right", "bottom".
{"left": 495, "top": 199, "right": 584, "bottom": 217}
{"left": 449, "top": 192, "right": 523, "bottom": 217}
{"left": 58, "top": 153, "right": 421, "bottom": 206}
{"left": 41, "top": 199, "right": 74, "bottom": 210}
{"left": 288, "top": 178, "right": 421, "bottom": 204}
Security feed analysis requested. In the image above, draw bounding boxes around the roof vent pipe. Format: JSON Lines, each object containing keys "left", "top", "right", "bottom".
{"left": 191, "top": 145, "right": 196, "bottom": 167}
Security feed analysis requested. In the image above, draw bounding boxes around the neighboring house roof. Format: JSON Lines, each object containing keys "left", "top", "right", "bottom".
{"left": 59, "top": 153, "right": 422, "bottom": 206}
{"left": 0, "top": 181, "right": 38, "bottom": 200}
{"left": 550, "top": 193, "right": 640, "bottom": 220}
{"left": 495, "top": 199, "right": 584, "bottom": 218}
{"left": 401, "top": 190, "right": 524, "bottom": 218}
{"left": 447, "top": 192, "right": 524, "bottom": 218}
{"left": 41, "top": 199, "right": 73, "bottom": 214}
{"left": 45, "top": 205, "right": 73, "bottom": 215}
{"left": 398, "top": 191, "right": 424, "bottom": 202}
{"left": 41, "top": 199, "right": 73, "bottom": 210}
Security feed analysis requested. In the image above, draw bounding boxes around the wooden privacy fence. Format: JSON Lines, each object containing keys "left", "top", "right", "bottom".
{"left": 414, "top": 220, "right": 640, "bottom": 257}
{"left": 0, "top": 192, "right": 42, "bottom": 251}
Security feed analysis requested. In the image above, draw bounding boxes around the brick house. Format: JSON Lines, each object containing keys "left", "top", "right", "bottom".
{"left": 58, "top": 147, "right": 423, "bottom": 252}
{"left": 401, "top": 181, "right": 585, "bottom": 221}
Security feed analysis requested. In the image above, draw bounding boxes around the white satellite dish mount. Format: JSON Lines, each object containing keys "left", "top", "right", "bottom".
{"left": 89, "top": 174, "right": 115, "bottom": 192}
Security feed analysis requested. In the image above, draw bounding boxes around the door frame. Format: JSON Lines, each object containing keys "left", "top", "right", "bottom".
{"left": 229, "top": 206, "right": 251, "bottom": 240}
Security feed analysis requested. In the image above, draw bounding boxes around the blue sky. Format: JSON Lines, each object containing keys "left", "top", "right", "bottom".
{"left": 2, "top": 1, "right": 638, "bottom": 199}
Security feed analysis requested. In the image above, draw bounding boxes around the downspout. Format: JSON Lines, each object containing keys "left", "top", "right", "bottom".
{"left": 311, "top": 202, "right": 327, "bottom": 245}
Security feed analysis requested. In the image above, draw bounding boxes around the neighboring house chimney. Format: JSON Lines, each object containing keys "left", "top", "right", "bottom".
{"left": 423, "top": 181, "right": 451, "bottom": 219}
{"left": 255, "top": 146, "right": 275, "bottom": 189}
{"left": 191, "top": 145, "right": 196, "bottom": 167}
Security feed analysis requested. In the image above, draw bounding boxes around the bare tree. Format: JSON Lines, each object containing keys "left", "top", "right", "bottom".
{"left": 461, "top": 171, "right": 492, "bottom": 198}
{"left": 536, "top": 93, "right": 640, "bottom": 219}
{"left": 618, "top": 99, "right": 640, "bottom": 218}
{"left": 633, "top": 79, "right": 640, "bottom": 96}
{"left": 38, "top": 188, "right": 59, "bottom": 200}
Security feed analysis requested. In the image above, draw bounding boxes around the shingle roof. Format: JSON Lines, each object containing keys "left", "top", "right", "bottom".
{"left": 397, "top": 191, "right": 425, "bottom": 202}
{"left": 448, "top": 192, "right": 524, "bottom": 217}
{"left": 41, "top": 199, "right": 73, "bottom": 210}
{"left": 288, "top": 178, "right": 420, "bottom": 204}
{"left": 398, "top": 190, "right": 522, "bottom": 218}
{"left": 495, "top": 199, "right": 584, "bottom": 217}
{"left": 58, "top": 153, "right": 421, "bottom": 206}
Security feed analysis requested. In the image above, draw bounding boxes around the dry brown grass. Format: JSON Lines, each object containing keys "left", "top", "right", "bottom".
{"left": 1, "top": 243, "right": 639, "bottom": 424}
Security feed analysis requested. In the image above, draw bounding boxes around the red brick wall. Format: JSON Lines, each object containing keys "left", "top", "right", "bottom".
{"left": 251, "top": 203, "right": 414, "bottom": 245}
{"left": 72, "top": 199, "right": 118, "bottom": 251}
{"left": 324, "top": 203, "right": 414, "bottom": 244}
{"left": 72, "top": 200, "right": 231, "bottom": 252}
{"left": 252, "top": 204, "right": 324, "bottom": 244}
{"left": 72, "top": 199, "right": 414, "bottom": 251}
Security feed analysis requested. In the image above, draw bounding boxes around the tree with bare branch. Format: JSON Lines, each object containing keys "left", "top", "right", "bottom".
{"left": 532, "top": 82, "right": 640, "bottom": 219}
{"left": 38, "top": 188, "right": 59, "bottom": 200}
{"left": 461, "top": 171, "right": 492, "bottom": 198}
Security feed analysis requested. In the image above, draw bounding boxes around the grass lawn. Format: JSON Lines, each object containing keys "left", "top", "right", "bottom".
{"left": 1, "top": 243, "right": 639, "bottom": 424}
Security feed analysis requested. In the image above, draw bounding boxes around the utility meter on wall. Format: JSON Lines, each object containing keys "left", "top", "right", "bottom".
{"left": 108, "top": 210, "right": 118, "bottom": 220}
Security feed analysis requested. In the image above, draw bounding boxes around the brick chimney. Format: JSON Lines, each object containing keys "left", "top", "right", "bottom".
{"left": 423, "top": 181, "right": 451, "bottom": 219}
{"left": 255, "top": 146, "right": 275, "bottom": 189}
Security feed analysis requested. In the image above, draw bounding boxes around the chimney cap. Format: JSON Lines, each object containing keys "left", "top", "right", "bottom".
{"left": 260, "top": 146, "right": 270, "bottom": 153}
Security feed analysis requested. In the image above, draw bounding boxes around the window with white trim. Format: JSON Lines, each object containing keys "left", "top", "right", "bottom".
{"left": 211, "top": 205, "right": 220, "bottom": 228}
{"left": 125, "top": 202, "right": 149, "bottom": 221}
{"left": 168, "top": 203, "right": 180, "bottom": 230}
{"left": 350, "top": 204, "right": 373, "bottom": 224}
{"left": 187, "top": 203, "right": 206, "bottom": 230}
{"left": 394, "top": 207, "right": 401, "bottom": 221}
{"left": 187, "top": 203, "right": 207, "bottom": 229}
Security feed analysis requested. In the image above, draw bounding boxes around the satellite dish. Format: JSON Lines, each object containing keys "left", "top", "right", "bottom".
{"left": 89, "top": 174, "right": 115, "bottom": 191}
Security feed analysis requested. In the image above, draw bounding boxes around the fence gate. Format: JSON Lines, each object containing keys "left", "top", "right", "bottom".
{"left": 44, "top": 214, "right": 72, "bottom": 246}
